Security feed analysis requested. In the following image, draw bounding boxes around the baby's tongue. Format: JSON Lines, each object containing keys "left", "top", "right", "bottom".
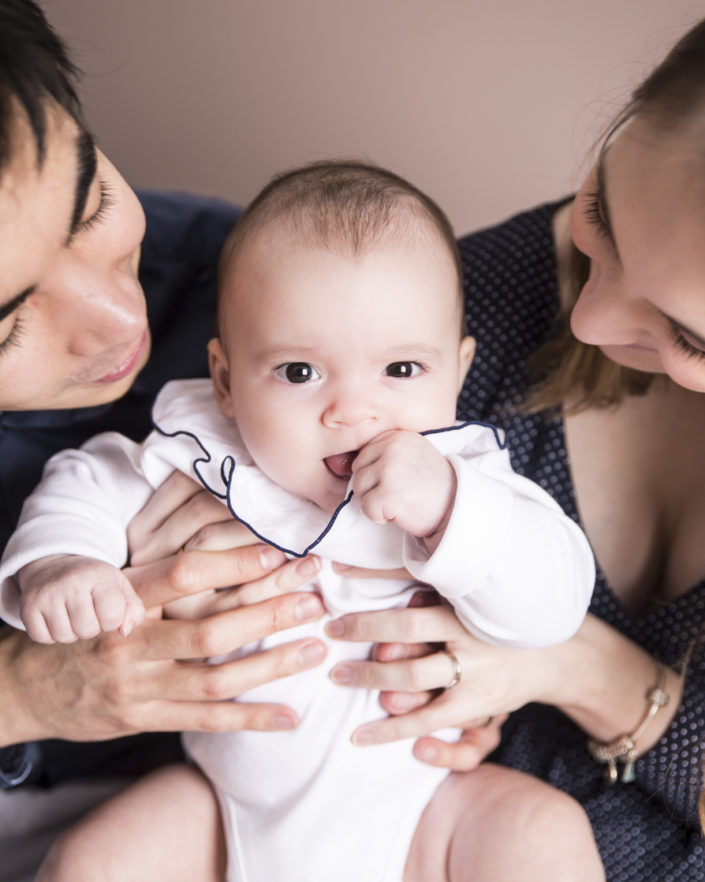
{"left": 324, "top": 451, "right": 358, "bottom": 479}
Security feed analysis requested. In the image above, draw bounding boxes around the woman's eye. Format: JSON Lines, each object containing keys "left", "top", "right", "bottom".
{"left": 274, "top": 362, "right": 321, "bottom": 384}
{"left": 582, "top": 189, "right": 610, "bottom": 239}
{"left": 385, "top": 361, "right": 423, "bottom": 378}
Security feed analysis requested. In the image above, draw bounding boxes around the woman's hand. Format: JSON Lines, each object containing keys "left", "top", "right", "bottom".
{"left": 0, "top": 545, "right": 327, "bottom": 748}
{"left": 326, "top": 605, "right": 684, "bottom": 764}
{"left": 412, "top": 714, "right": 507, "bottom": 770}
{"left": 327, "top": 602, "right": 553, "bottom": 747}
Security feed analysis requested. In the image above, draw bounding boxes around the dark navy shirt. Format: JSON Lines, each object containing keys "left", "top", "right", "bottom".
{"left": 0, "top": 190, "right": 241, "bottom": 789}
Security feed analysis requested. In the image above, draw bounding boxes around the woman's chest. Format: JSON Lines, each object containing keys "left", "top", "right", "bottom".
{"left": 564, "top": 382, "right": 705, "bottom": 613}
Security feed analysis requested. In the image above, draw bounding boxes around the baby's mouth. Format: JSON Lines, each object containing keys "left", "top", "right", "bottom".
{"left": 323, "top": 451, "right": 358, "bottom": 480}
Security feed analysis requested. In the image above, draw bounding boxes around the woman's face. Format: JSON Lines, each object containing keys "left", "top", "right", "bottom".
{"left": 570, "top": 115, "right": 705, "bottom": 393}
{"left": 0, "top": 104, "right": 149, "bottom": 411}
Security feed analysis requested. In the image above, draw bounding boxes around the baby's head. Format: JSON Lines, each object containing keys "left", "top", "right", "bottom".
{"left": 209, "top": 160, "right": 475, "bottom": 512}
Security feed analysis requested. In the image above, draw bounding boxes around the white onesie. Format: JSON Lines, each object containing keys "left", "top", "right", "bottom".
{"left": 0, "top": 379, "right": 594, "bottom": 882}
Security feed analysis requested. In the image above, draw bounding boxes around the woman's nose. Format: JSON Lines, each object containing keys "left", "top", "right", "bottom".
{"left": 571, "top": 275, "right": 651, "bottom": 348}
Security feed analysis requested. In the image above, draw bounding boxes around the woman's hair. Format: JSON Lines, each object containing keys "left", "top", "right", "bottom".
{"left": 217, "top": 158, "right": 466, "bottom": 334}
{"left": 0, "top": 0, "right": 84, "bottom": 173}
{"left": 529, "top": 17, "right": 705, "bottom": 414}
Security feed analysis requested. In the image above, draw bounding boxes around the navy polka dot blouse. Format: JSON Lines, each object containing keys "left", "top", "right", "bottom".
{"left": 456, "top": 202, "right": 705, "bottom": 881}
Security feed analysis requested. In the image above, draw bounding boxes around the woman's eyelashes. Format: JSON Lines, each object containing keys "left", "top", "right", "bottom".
{"left": 668, "top": 323, "right": 705, "bottom": 363}
{"left": 582, "top": 189, "right": 611, "bottom": 240}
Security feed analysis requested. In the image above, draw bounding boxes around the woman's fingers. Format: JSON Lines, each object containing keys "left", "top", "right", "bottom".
{"left": 330, "top": 650, "right": 456, "bottom": 693}
{"left": 326, "top": 603, "right": 466, "bottom": 645}
{"left": 331, "top": 563, "right": 412, "bottom": 580}
{"left": 412, "top": 716, "right": 507, "bottom": 770}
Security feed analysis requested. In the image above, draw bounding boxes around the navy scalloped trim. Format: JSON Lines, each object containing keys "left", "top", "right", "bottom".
{"left": 152, "top": 419, "right": 501, "bottom": 558}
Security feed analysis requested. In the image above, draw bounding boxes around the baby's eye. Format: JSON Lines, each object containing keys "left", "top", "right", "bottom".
{"left": 385, "top": 361, "right": 424, "bottom": 378}
{"left": 274, "top": 362, "right": 321, "bottom": 384}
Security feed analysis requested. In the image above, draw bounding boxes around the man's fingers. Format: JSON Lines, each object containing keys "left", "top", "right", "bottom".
{"left": 132, "top": 637, "right": 328, "bottom": 703}
{"left": 136, "top": 590, "right": 325, "bottom": 660}
{"left": 125, "top": 698, "right": 303, "bottom": 734}
{"left": 126, "top": 545, "right": 288, "bottom": 610}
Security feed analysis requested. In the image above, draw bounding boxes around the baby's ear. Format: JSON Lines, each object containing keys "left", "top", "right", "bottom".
{"left": 457, "top": 335, "right": 476, "bottom": 391}
{"left": 208, "top": 338, "right": 236, "bottom": 419}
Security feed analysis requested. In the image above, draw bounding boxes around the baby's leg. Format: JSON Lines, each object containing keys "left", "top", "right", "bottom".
{"left": 37, "top": 762, "right": 226, "bottom": 882}
{"left": 405, "top": 764, "right": 605, "bottom": 882}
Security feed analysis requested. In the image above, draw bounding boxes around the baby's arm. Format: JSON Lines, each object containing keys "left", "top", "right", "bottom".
{"left": 353, "top": 425, "right": 595, "bottom": 648}
{"left": 352, "top": 430, "right": 454, "bottom": 553}
{"left": 18, "top": 555, "right": 144, "bottom": 644}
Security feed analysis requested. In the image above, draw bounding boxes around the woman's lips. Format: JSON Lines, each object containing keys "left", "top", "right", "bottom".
{"left": 95, "top": 331, "right": 148, "bottom": 384}
{"left": 324, "top": 451, "right": 358, "bottom": 479}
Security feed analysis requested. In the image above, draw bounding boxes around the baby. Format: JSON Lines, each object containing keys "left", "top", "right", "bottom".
{"left": 1, "top": 162, "right": 600, "bottom": 882}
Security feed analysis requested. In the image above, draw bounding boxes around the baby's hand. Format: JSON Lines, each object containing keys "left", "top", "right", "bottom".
{"left": 352, "top": 430, "right": 456, "bottom": 545}
{"left": 18, "top": 554, "right": 145, "bottom": 644}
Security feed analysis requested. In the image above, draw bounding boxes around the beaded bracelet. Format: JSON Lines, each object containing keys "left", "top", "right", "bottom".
{"left": 587, "top": 664, "right": 670, "bottom": 783}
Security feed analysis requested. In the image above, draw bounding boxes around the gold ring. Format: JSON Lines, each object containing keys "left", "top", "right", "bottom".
{"left": 444, "top": 650, "right": 462, "bottom": 689}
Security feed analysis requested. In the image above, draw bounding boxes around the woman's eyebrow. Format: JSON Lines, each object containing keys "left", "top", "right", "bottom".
{"left": 65, "top": 129, "right": 97, "bottom": 244}
{"left": 596, "top": 154, "right": 621, "bottom": 263}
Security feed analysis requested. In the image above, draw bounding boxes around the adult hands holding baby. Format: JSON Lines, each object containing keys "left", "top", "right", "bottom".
{"left": 0, "top": 472, "right": 327, "bottom": 750}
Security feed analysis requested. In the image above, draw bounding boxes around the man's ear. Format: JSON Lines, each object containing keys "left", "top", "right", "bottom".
{"left": 457, "top": 335, "right": 476, "bottom": 392}
{"left": 208, "top": 338, "right": 236, "bottom": 419}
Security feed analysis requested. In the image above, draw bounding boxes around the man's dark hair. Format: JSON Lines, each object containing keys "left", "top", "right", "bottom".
{"left": 0, "top": 0, "right": 84, "bottom": 172}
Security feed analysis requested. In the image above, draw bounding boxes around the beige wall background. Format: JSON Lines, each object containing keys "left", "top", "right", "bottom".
{"left": 46, "top": 0, "right": 705, "bottom": 233}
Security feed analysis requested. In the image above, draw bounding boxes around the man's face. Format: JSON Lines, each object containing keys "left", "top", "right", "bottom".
{"left": 0, "top": 103, "right": 149, "bottom": 411}
{"left": 210, "top": 227, "right": 474, "bottom": 512}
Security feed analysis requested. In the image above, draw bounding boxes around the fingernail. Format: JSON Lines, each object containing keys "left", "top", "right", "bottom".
{"left": 295, "top": 595, "right": 323, "bottom": 622}
{"left": 270, "top": 714, "right": 296, "bottom": 731}
{"left": 298, "top": 640, "right": 326, "bottom": 668}
{"left": 352, "top": 727, "right": 378, "bottom": 746}
{"left": 295, "top": 556, "right": 320, "bottom": 578}
{"left": 330, "top": 664, "right": 351, "bottom": 684}
{"left": 332, "top": 562, "right": 352, "bottom": 574}
{"left": 325, "top": 618, "right": 344, "bottom": 637}
{"left": 260, "top": 546, "right": 287, "bottom": 569}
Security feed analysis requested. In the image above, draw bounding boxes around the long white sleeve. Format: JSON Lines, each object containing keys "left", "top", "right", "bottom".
{"left": 0, "top": 432, "right": 164, "bottom": 628}
{"left": 403, "top": 441, "right": 595, "bottom": 648}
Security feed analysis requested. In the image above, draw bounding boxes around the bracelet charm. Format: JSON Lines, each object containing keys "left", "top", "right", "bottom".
{"left": 587, "top": 665, "right": 670, "bottom": 784}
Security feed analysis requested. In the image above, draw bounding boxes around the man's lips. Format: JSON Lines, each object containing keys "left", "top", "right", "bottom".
{"left": 323, "top": 451, "right": 358, "bottom": 480}
{"left": 95, "top": 331, "right": 148, "bottom": 384}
